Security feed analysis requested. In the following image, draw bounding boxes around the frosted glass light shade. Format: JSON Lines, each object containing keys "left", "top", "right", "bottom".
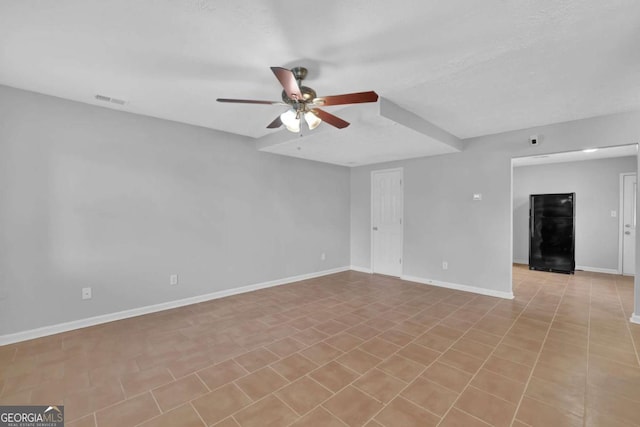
{"left": 280, "top": 109, "right": 300, "bottom": 133}
{"left": 304, "top": 111, "right": 322, "bottom": 130}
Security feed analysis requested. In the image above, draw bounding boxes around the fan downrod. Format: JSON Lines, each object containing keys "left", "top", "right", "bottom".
{"left": 291, "top": 67, "right": 308, "bottom": 81}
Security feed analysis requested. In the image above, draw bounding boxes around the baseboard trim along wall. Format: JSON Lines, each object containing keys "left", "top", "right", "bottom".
{"left": 631, "top": 313, "right": 640, "bottom": 325}
{"left": 401, "top": 274, "right": 514, "bottom": 300}
{"left": 0, "top": 266, "right": 350, "bottom": 346}
{"left": 575, "top": 265, "right": 620, "bottom": 275}
{"left": 514, "top": 261, "right": 619, "bottom": 275}
{"left": 349, "top": 265, "right": 373, "bottom": 274}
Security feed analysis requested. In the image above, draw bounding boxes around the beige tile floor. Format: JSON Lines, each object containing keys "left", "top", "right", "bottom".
{"left": 1, "top": 265, "right": 639, "bottom": 426}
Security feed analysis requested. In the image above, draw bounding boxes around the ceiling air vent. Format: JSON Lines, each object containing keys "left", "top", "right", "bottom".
{"left": 95, "top": 94, "right": 127, "bottom": 105}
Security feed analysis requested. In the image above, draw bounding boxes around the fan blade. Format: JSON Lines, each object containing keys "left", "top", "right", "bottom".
{"left": 313, "top": 91, "right": 379, "bottom": 106}
{"left": 217, "top": 98, "right": 282, "bottom": 105}
{"left": 270, "top": 67, "right": 303, "bottom": 101}
{"left": 311, "top": 108, "right": 350, "bottom": 129}
{"left": 266, "top": 116, "right": 283, "bottom": 129}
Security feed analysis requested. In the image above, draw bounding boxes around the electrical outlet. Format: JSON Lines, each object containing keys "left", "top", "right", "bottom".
{"left": 82, "top": 287, "right": 92, "bottom": 300}
{"left": 321, "top": 252, "right": 326, "bottom": 261}
{"left": 170, "top": 274, "right": 178, "bottom": 286}
{"left": 442, "top": 261, "right": 448, "bottom": 270}
{"left": 611, "top": 210, "right": 617, "bottom": 218}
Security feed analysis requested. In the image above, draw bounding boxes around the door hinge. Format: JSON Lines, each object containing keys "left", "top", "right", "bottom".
{"left": 400, "top": 218, "right": 402, "bottom": 225}
{"left": 399, "top": 258, "right": 402, "bottom": 264}
{"left": 400, "top": 179, "right": 402, "bottom": 185}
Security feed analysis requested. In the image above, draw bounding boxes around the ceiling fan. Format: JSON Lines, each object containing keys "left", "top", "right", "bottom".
{"left": 217, "top": 66, "right": 379, "bottom": 132}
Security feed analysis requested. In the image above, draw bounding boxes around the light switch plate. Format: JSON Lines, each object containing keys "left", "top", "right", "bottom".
{"left": 473, "top": 193, "right": 482, "bottom": 201}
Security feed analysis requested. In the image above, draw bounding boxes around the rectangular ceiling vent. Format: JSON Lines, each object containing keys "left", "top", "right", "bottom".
{"left": 95, "top": 94, "right": 127, "bottom": 105}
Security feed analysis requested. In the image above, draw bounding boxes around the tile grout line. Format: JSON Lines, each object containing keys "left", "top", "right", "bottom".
{"left": 233, "top": 291, "right": 497, "bottom": 426}
{"left": 145, "top": 341, "right": 348, "bottom": 424}
{"left": 79, "top": 371, "right": 181, "bottom": 424}
{"left": 508, "top": 277, "right": 572, "bottom": 427}
{"left": 276, "top": 357, "right": 380, "bottom": 425}
{"left": 584, "top": 277, "right": 593, "bottom": 426}
{"left": 67, "top": 374, "right": 123, "bottom": 423}
{"left": 614, "top": 278, "right": 640, "bottom": 367}
{"left": 279, "top": 318, "right": 450, "bottom": 423}
{"left": 194, "top": 372, "right": 211, "bottom": 393}
{"left": 262, "top": 383, "right": 302, "bottom": 422}
{"left": 167, "top": 366, "right": 177, "bottom": 381}
{"left": 117, "top": 378, "right": 128, "bottom": 405}
{"left": 281, "top": 373, "right": 351, "bottom": 427}
{"left": 446, "top": 405, "right": 497, "bottom": 426}
{"left": 353, "top": 294, "right": 508, "bottom": 426}
{"left": 185, "top": 336, "right": 362, "bottom": 423}
{"left": 189, "top": 401, "right": 208, "bottom": 427}
{"left": 435, "top": 282, "right": 549, "bottom": 427}
{"left": 149, "top": 391, "right": 163, "bottom": 419}
{"left": 434, "top": 359, "right": 527, "bottom": 407}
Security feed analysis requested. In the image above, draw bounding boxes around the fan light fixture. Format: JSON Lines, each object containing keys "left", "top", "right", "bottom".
{"left": 280, "top": 109, "right": 300, "bottom": 132}
{"left": 279, "top": 109, "right": 323, "bottom": 132}
{"left": 304, "top": 111, "right": 322, "bottom": 130}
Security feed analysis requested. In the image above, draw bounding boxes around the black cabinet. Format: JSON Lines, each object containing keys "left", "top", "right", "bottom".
{"left": 529, "top": 193, "right": 575, "bottom": 274}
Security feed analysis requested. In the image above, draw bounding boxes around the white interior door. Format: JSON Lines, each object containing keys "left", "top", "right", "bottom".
{"left": 371, "top": 169, "right": 403, "bottom": 276}
{"left": 622, "top": 173, "right": 636, "bottom": 275}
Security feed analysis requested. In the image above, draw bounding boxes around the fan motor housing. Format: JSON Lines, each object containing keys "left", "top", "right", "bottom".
{"left": 282, "top": 86, "right": 317, "bottom": 105}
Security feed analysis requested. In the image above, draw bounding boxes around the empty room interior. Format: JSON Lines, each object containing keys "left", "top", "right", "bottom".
{"left": 1, "top": 2, "right": 640, "bottom": 427}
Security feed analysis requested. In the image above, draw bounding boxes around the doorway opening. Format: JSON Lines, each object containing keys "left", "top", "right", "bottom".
{"left": 511, "top": 144, "right": 638, "bottom": 277}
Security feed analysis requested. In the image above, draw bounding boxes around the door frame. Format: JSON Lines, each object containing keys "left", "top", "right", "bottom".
{"left": 619, "top": 172, "right": 637, "bottom": 275}
{"left": 370, "top": 167, "right": 404, "bottom": 275}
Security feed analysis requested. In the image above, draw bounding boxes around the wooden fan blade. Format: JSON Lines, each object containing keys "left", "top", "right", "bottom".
{"left": 270, "top": 67, "right": 303, "bottom": 100}
{"left": 313, "top": 91, "right": 379, "bottom": 106}
{"left": 217, "top": 98, "right": 282, "bottom": 105}
{"left": 311, "top": 108, "right": 350, "bottom": 129}
{"left": 266, "top": 116, "right": 283, "bottom": 129}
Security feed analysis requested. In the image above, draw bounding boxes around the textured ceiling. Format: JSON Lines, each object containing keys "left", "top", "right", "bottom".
{"left": 1, "top": 1, "right": 639, "bottom": 165}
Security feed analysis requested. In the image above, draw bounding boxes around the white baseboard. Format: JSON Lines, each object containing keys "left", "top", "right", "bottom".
{"left": 631, "top": 313, "right": 640, "bottom": 325}
{"left": 513, "top": 262, "right": 620, "bottom": 275}
{"left": 0, "top": 266, "right": 350, "bottom": 346}
{"left": 575, "top": 265, "right": 619, "bottom": 275}
{"left": 401, "top": 274, "right": 514, "bottom": 300}
{"left": 350, "top": 265, "right": 372, "bottom": 274}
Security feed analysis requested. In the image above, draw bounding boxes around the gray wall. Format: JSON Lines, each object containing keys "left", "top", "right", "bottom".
{"left": 0, "top": 85, "right": 350, "bottom": 335}
{"left": 513, "top": 157, "right": 636, "bottom": 270}
{"left": 351, "top": 111, "right": 640, "bottom": 307}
